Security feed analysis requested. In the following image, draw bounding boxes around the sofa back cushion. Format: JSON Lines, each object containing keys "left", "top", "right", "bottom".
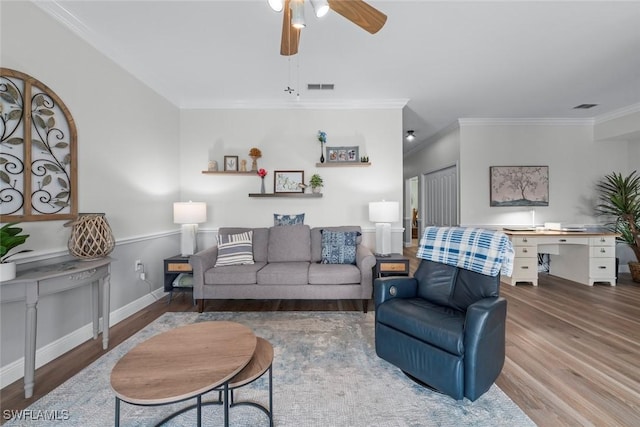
{"left": 414, "top": 259, "right": 500, "bottom": 311}
{"left": 311, "top": 226, "right": 362, "bottom": 263}
{"left": 218, "top": 227, "right": 269, "bottom": 262}
{"left": 267, "top": 224, "right": 311, "bottom": 262}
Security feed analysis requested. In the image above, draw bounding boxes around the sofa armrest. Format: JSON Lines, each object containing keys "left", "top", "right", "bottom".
{"left": 373, "top": 276, "right": 418, "bottom": 308}
{"left": 189, "top": 246, "right": 218, "bottom": 299}
{"left": 463, "top": 296, "right": 507, "bottom": 401}
{"left": 356, "top": 244, "right": 376, "bottom": 298}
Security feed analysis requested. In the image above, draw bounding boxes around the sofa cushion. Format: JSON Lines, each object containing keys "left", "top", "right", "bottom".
{"left": 219, "top": 227, "right": 269, "bottom": 262}
{"left": 311, "top": 226, "right": 362, "bottom": 263}
{"left": 376, "top": 297, "right": 466, "bottom": 356}
{"left": 274, "top": 213, "right": 305, "bottom": 226}
{"left": 214, "top": 231, "right": 254, "bottom": 267}
{"left": 308, "top": 263, "right": 361, "bottom": 285}
{"left": 267, "top": 225, "right": 311, "bottom": 262}
{"left": 321, "top": 230, "right": 360, "bottom": 264}
{"left": 205, "top": 262, "right": 266, "bottom": 285}
{"left": 257, "top": 262, "right": 309, "bottom": 285}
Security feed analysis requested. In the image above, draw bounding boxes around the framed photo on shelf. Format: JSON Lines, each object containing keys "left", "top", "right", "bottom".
{"left": 326, "top": 146, "right": 359, "bottom": 163}
{"left": 224, "top": 155, "right": 238, "bottom": 172}
{"left": 274, "top": 170, "right": 305, "bottom": 193}
{"left": 490, "top": 165, "right": 549, "bottom": 207}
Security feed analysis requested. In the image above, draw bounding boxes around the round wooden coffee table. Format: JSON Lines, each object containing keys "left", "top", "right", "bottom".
{"left": 110, "top": 321, "right": 257, "bottom": 426}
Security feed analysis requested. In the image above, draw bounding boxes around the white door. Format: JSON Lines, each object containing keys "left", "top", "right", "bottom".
{"left": 422, "top": 165, "right": 458, "bottom": 229}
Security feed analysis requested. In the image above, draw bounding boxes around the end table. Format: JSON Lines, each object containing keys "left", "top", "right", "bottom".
{"left": 163, "top": 255, "right": 194, "bottom": 304}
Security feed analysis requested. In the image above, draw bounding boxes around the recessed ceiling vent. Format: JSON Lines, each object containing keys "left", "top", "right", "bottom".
{"left": 573, "top": 103, "right": 598, "bottom": 109}
{"left": 307, "top": 83, "right": 335, "bottom": 90}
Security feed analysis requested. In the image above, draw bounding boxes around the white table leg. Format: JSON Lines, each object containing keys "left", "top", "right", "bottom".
{"left": 92, "top": 280, "right": 99, "bottom": 340}
{"left": 102, "top": 273, "right": 111, "bottom": 350}
{"left": 24, "top": 301, "right": 37, "bottom": 398}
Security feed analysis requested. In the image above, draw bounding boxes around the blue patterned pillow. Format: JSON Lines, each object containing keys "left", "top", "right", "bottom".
{"left": 321, "top": 230, "right": 360, "bottom": 265}
{"left": 274, "top": 213, "right": 305, "bottom": 226}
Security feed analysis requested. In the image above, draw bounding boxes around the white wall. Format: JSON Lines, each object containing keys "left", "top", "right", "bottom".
{"left": 179, "top": 108, "right": 404, "bottom": 235}
{"left": 1, "top": 1, "right": 180, "bottom": 381}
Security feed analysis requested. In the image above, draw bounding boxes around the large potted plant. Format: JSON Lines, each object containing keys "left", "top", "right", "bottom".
{"left": 0, "top": 222, "right": 32, "bottom": 281}
{"left": 595, "top": 170, "right": 640, "bottom": 282}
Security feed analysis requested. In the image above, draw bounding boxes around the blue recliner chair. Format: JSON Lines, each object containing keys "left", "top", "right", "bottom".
{"left": 374, "top": 227, "right": 512, "bottom": 401}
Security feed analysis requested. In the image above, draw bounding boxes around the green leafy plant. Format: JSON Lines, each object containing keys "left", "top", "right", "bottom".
{"left": 595, "top": 170, "right": 640, "bottom": 262}
{"left": 0, "top": 223, "right": 32, "bottom": 263}
{"left": 310, "top": 174, "right": 324, "bottom": 189}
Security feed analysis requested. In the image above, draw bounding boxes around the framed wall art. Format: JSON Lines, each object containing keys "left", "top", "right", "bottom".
{"left": 274, "top": 170, "right": 304, "bottom": 193}
{"left": 326, "top": 146, "right": 359, "bottom": 163}
{"left": 490, "top": 166, "right": 549, "bottom": 207}
{"left": 223, "top": 155, "right": 238, "bottom": 172}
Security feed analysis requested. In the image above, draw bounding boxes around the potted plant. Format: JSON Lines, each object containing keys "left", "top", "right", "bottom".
{"left": 0, "top": 222, "right": 32, "bottom": 281}
{"left": 595, "top": 170, "right": 640, "bottom": 282}
{"left": 310, "top": 173, "right": 324, "bottom": 194}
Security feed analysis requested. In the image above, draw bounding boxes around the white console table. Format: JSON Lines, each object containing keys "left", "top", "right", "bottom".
{"left": 502, "top": 230, "right": 617, "bottom": 287}
{"left": 0, "top": 257, "right": 112, "bottom": 398}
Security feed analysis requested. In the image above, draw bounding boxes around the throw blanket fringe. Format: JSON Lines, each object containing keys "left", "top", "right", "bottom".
{"left": 417, "top": 227, "right": 514, "bottom": 277}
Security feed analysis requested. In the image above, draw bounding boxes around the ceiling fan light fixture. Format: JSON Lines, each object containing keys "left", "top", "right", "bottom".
{"left": 291, "top": 0, "right": 306, "bottom": 29}
{"left": 405, "top": 130, "right": 416, "bottom": 142}
{"left": 268, "top": 0, "right": 284, "bottom": 12}
{"left": 310, "top": 0, "right": 330, "bottom": 18}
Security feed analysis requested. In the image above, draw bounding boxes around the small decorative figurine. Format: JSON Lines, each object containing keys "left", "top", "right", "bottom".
{"left": 208, "top": 160, "right": 218, "bottom": 171}
{"left": 240, "top": 159, "right": 247, "bottom": 172}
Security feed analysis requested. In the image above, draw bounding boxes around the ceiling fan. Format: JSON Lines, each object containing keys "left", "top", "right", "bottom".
{"left": 268, "top": 0, "right": 387, "bottom": 56}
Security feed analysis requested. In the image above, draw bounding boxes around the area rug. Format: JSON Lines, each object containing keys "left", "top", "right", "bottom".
{"left": 5, "top": 312, "right": 535, "bottom": 426}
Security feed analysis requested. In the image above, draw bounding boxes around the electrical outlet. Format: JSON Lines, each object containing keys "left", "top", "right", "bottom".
{"left": 134, "top": 260, "right": 142, "bottom": 271}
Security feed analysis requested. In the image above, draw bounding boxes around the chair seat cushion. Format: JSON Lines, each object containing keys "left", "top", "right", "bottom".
{"left": 376, "top": 298, "right": 465, "bottom": 355}
{"left": 308, "top": 263, "right": 360, "bottom": 284}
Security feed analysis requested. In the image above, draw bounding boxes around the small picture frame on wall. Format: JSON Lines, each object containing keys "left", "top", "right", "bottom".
{"left": 274, "top": 170, "right": 305, "bottom": 193}
{"left": 327, "top": 146, "right": 359, "bottom": 163}
{"left": 224, "top": 156, "right": 238, "bottom": 172}
{"left": 490, "top": 165, "right": 549, "bottom": 207}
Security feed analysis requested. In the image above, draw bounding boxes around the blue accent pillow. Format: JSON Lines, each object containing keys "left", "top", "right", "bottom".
{"left": 274, "top": 213, "right": 305, "bottom": 226}
{"left": 321, "top": 230, "right": 360, "bottom": 265}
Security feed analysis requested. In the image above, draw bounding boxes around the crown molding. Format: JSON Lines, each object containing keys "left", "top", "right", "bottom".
{"left": 458, "top": 117, "right": 594, "bottom": 126}
{"left": 594, "top": 102, "right": 640, "bottom": 124}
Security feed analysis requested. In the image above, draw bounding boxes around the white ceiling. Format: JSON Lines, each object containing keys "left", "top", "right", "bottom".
{"left": 36, "top": 1, "right": 640, "bottom": 153}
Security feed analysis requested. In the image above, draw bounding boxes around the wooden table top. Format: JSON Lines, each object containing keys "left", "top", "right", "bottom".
{"left": 110, "top": 321, "right": 256, "bottom": 405}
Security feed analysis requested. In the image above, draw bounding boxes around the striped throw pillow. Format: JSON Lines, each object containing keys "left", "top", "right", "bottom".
{"left": 214, "top": 231, "right": 255, "bottom": 267}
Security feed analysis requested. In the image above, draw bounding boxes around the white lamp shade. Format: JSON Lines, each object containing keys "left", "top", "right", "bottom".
{"left": 173, "top": 202, "right": 207, "bottom": 224}
{"left": 369, "top": 201, "right": 399, "bottom": 223}
{"left": 268, "top": 0, "right": 284, "bottom": 12}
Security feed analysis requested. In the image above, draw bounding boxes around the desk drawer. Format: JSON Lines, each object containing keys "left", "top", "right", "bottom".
{"left": 590, "top": 246, "right": 615, "bottom": 258}
{"left": 536, "top": 236, "right": 586, "bottom": 245}
{"left": 515, "top": 246, "right": 537, "bottom": 258}
{"left": 512, "top": 258, "right": 538, "bottom": 276}
{"left": 590, "top": 258, "right": 616, "bottom": 278}
{"left": 511, "top": 236, "right": 536, "bottom": 245}
{"left": 589, "top": 236, "right": 615, "bottom": 246}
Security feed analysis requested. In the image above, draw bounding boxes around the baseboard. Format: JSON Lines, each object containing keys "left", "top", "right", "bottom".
{"left": 0, "top": 287, "right": 165, "bottom": 389}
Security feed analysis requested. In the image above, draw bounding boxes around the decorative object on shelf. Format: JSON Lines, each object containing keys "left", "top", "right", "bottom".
{"left": 224, "top": 155, "right": 238, "bottom": 171}
{"left": 173, "top": 202, "right": 207, "bottom": 256}
{"left": 310, "top": 173, "right": 324, "bottom": 194}
{"left": 360, "top": 156, "right": 370, "bottom": 163}
{"left": 327, "top": 146, "right": 360, "bottom": 163}
{"left": 240, "top": 159, "right": 247, "bottom": 172}
{"left": 490, "top": 166, "right": 549, "bottom": 207}
{"left": 317, "top": 130, "right": 327, "bottom": 163}
{"left": 0, "top": 222, "right": 32, "bottom": 281}
{"left": 1, "top": 68, "right": 78, "bottom": 222}
{"left": 249, "top": 147, "right": 262, "bottom": 171}
{"left": 207, "top": 160, "right": 218, "bottom": 172}
{"left": 596, "top": 170, "right": 640, "bottom": 282}
{"left": 369, "top": 200, "right": 399, "bottom": 256}
{"left": 64, "top": 213, "right": 115, "bottom": 260}
{"left": 274, "top": 170, "right": 305, "bottom": 193}
{"left": 257, "top": 168, "right": 268, "bottom": 194}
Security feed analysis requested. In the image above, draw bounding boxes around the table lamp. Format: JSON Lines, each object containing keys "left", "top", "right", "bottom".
{"left": 369, "top": 200, "right": 399, "bottom": 256}
{"left": 173, "top": 201, "right": 207, "bottom": 256}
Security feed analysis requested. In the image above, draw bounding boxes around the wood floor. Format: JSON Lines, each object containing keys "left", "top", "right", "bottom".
{"left": 2, "top": 251, "right": 639, "bottom": 426}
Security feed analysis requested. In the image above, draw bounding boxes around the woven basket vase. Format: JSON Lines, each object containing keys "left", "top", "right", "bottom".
{"left": 65, "top": 213, "right": 115, "bottom": 260}
{"left": 630, "top": 261, "right": 640, "bottom": 283}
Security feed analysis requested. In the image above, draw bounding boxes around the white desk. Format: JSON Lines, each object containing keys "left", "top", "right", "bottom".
{"left": 0, "top": 257, "right": 112, "bottom": 398}
{"left": 502, "top": 230, "right": 617, "bottom": 287}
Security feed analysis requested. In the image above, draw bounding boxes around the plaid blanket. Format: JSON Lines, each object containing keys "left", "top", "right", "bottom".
{"left": 416, "top": 227, "right": 514, "bottom": 277}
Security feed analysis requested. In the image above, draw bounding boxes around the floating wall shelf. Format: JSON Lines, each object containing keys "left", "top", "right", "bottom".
{"left": 248, "top": 193, "right": 323, "bottom": 198}
{"left": 202, "top": 171, "right": 256, "bottom": 175}
{"left": 315, "top": 163, "right": 371, "bottom": 167}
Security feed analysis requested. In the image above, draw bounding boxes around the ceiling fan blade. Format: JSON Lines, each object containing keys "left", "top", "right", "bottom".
{"left": 328, "top": 0, "right": 387, "bottom": 34}
{"left": 280, "top": 0, "right": 300, "bottom": 55}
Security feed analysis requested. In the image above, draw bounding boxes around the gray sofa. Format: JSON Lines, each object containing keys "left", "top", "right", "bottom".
{"left": 190, "top": 225, "right": 376, "bottom": 312}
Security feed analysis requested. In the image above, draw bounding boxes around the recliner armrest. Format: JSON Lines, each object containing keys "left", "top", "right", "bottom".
{"left": 374, "top": 276, "right": 418, "bottom": 308}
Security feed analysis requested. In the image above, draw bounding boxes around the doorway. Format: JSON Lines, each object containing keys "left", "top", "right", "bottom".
{"left": 421, "top": 164, "right": 458, "bottom": 229}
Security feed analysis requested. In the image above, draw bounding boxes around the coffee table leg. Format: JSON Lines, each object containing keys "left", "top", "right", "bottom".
{"left": 269, "top": 365, "right": 273, "bottom": 427}
{"left": 114, "top": 397, "right": 120, "bottom": 427}
{"left": 224, "top": 382, "right": 229, "bottom": 427}
{"left": 197, "top": 395, "right": 202, "bottom": 427}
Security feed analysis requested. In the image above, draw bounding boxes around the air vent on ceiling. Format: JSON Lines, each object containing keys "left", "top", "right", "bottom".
{"left": 307, "top": 83, "right": 335, "bottom": 90}
{"left": 573, "top": 103, "right": 598, "bottom": 109}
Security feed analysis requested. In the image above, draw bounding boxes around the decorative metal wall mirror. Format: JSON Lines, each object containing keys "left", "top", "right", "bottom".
{"left": 0, "top": 68, "right": 78, "bottom": 221}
